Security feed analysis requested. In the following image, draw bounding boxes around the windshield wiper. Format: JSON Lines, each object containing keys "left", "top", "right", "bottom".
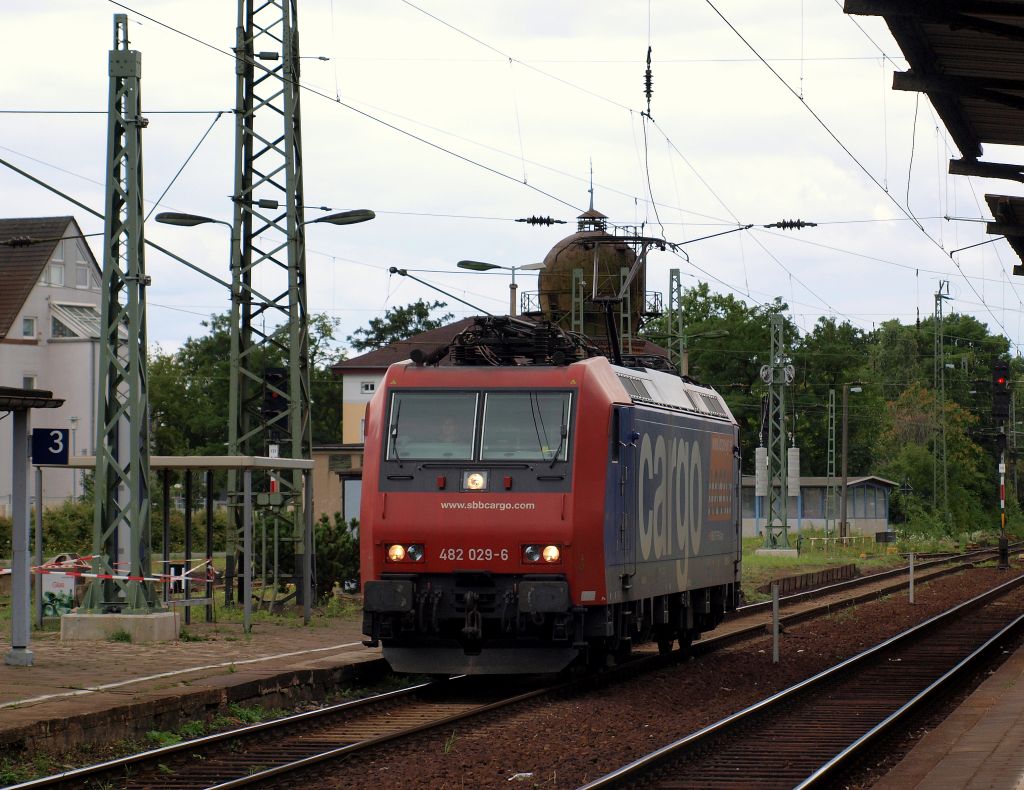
{"left": 390, "top": 401, "right": 403, "bottom": 468}
{"left": 549, "top": 401, "right": 568, "bottom": 468}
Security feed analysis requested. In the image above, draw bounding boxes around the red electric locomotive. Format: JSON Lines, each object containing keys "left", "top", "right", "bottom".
{"left": 361, "top": 317, "right": 741, "bottom": 674}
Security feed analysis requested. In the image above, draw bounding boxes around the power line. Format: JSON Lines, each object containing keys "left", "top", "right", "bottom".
{"left": 109, "top": 0, "right": 585, "bottom": 215}
{"left": 398, "top": 0, "right": 634, "bottom": 113}
{"left": 0, "top": 109, "right": 230, "bottom": 114}
{"left": 703, "top": 0, "right": 1017, "bottom": 349}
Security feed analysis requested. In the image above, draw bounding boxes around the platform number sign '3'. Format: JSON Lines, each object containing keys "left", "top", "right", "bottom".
{"left": 31, "top": 428, "right": 70, "bottom": 465}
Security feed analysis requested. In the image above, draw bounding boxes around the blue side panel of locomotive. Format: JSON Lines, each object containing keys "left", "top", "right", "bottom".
{"left": 603, "top": 403, "right": 739, "bottom": 604}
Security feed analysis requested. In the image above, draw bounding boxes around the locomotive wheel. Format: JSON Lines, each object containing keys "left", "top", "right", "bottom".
{"left": 655, "top": 626, "right": 675, "bottom": 654}
{"left": 677, "top": 629, "right": 696, "bottom": 657}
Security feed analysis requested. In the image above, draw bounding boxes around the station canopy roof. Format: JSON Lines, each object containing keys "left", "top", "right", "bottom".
{"left": 846, "top": 0, "right": 1024, "bottom": 271}
{"left": 0, "top": 386, "right": 64, "bottom": 411}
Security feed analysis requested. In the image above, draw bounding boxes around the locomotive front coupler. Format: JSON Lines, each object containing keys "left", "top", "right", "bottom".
{"left": 462, "top": 590, "right": 483, "bottom": 640}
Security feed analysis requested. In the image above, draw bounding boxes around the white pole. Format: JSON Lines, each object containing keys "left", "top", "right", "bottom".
{"left": 772, "top": 581, "right": 780, "bottom": 664}
{"left": 243, "top": 469, "right": 253, "bottom": 633}
{"left": 6, "top": 410, "right": 33, "bottom": 666}
{"left": 34, "top": 466, "right": 43, "bottom": 628}
{"left": 909, "top": 551, "right": 915, "bottom": 604}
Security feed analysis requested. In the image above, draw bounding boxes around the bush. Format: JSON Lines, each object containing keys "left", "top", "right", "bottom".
{"left": 41, "top": 500, "right": 94, "bottom": 555}
{"left": 314, "top": 513, "right": 359, "bottom": 600}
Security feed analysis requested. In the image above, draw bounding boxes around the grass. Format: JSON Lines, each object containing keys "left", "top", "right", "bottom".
{"left": 741, "top": 532, "right": 926, "bottom": 602}
{"left": 1, "top": 703, "right": 292, "bottom": 785}
{"left": 107, "top": 629, "right": 132, "bottom": 643}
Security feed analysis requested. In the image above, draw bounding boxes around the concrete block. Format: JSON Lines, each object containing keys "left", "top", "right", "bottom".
{"left": 754, "top": 548, "right": 799, "bottom": 559}
{"left": 4, "top": 647, "right": 34, "bottom": 666}
{"left": 60, "top": 612, "right": 178, "bottom": 643}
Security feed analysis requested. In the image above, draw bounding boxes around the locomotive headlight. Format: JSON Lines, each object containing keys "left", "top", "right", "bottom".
{"left": 523, "top": 544, "right": 541, "bottom": 563}
{"left": 463, "top": 471, "right": 488, "bottom": 491}
{"left": 386, "top": 543, "right": 425, "bottom": 563}
{"left": 542, "top": 545, "right": 561, "bottom": 563}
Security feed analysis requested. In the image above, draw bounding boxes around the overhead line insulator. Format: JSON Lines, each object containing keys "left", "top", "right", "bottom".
{"left": 516, "top": 215, "right": 566, "bottom": 226}
{"left": 764, "top": 219, "right": 818, "bottom": 230}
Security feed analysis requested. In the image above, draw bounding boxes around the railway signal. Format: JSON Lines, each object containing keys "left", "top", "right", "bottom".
{"left": 262, "top": 367, "right": 288, "bottom": 428}
{"left": 993, "top": 360, "right": 1011, "bottom": 421}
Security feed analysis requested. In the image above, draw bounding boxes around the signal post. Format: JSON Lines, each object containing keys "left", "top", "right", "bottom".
{"left": 994, "top": 361, "right": 1011, "bottom": 569}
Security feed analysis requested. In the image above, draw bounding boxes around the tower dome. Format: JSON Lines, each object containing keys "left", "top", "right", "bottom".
{"left": 536, "top": 205, "right": 645, "bottom": 348}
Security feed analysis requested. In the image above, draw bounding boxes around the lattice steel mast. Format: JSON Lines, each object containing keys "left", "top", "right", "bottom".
{"left": 760, "top": 314, "right": 795, "bottom": 549}
{"left": 225, "top": 0, "right": 311, "bottom": 602}
{"left": 668, "top": 269, "right": 684, "bottom": 374}
{"left": 934, "top": 280, "right": 950, "bottom": 528}
{"left": 826, "top": 388, "right": 837, "bottom": 539}
{"left": 83, "top": 14, "right": 157, "bottom": 612}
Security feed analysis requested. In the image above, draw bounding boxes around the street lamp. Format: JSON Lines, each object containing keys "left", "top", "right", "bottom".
{"left": 156, "top": 209, "right": 375, "bottom": 229}
{"left": 682, "top": 329, "right": 729, "bottom": 377}
{"left": 457, "top": 260, "right": 545, "bottom": 317}
{"left": 839, "top": 383, "right": 863, "bottom": 539}
{"left": 155, "top": 212, "right": 231, "bottom": 229}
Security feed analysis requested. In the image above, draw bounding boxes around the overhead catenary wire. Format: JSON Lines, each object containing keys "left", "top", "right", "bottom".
{"left": 702, "top": 0, "right": 1018, "bottom": 349}
{"left": 14, "top": 0, "right": 1007, "bottom": 346}
{"left": 144, "top": 110, "right": 225, "bottom": 222}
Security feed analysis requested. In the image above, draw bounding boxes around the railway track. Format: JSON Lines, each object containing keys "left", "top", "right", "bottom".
{"left": 734, "top": 542, "right": 1014, "bottom": 617}
{"left": 676, "top": 543, "right": 1014, "bottom": 659}
{"left": 4, "top": 676, "right": 557, "bottom": 790}
{"left": 581, "top": 572, "right": 1024, "bottom": 789}
{"left": 8, "top": 547, "right": 1010, "bottom": 790}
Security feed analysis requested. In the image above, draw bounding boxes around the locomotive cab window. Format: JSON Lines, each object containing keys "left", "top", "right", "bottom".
{"left": 481, "top": 391, "right": 572, "bottom": 462}
{"left": 387, "top": 391, "right": 477, "bottom": 460}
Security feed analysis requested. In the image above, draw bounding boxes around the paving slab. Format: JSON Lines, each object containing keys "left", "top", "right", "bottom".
{"left": 873, "top": 640, "right": 1024, "bottom": 790}
{"left": 0, "top": 611, "right": 385, "bottom": 753}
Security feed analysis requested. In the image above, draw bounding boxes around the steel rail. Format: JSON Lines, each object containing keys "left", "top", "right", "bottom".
{"left": 734, "top": 542, "right": 1016, "bottom": 617}
{"left": 202, "top": 683, "right": 560, "bottom": 789}
{"left": 579, "top": 570, "right": 1024, "bottom": 789}
{"left": 690, "top": 550, "right": 999, "bottom": 658}
{"left": 3, "top": 679, "right": 437, "bottom": 790}
{"left": 796, "top": 611, "right": 1024, "bottom": 789}
{"left": 10, "top": 547, "right": 1012, "bottom": 789}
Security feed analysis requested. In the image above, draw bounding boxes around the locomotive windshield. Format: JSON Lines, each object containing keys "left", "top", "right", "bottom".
{"left": 387, "top": 391, "right": 478, "bottom": 460}
{"left": 480, "top": 392, "right": 571, "bottom": 462}
{"left": 385, "top": 389, "right": 572, "bottom": 463}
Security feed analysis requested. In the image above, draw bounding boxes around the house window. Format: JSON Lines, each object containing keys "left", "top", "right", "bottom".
{"left": 360, "top": 381, "right": 376, "bottom": 394}
{"left": 51, "top": 316, "right": 76, "bottom": 338}
{"left": 76, "top": 264, "right": 91, "bottom": 288}
{"left": 22, "top": 376, "right": 36, "bottom": 390}
{"left": 21, "top": 317, "right": 36, "bottom": 337}
{"left": 48, "top": 262, "right": 65, "bottom": 287}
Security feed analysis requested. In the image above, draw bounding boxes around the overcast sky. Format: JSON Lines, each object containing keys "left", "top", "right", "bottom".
{"left": 3, "top": 1, "right": 1022, "bottom": 357}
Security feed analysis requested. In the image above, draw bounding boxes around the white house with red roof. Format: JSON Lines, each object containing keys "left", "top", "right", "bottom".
{"left": 0, "top": 217, "right": 102, "bottom": 515}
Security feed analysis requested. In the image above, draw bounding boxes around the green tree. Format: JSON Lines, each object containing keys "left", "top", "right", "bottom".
{"left": 149, "top": 311, "right": 347, "bottom": 452}
{"left": 346, "top": 299, "right": 453, "bottom": 352}
{"left": 641, "top": 282, "right": 792, "bottom": 473}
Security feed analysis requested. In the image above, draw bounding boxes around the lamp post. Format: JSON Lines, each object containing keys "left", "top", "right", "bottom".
{"left": 681, "top": 329, "right": 730, "bottom": 376}
{"left": 839, "top": 383, "right": 863, "bottom": 539}
{"left": 157, "top": 209, "right": 374, "bottom": 230}
{"left": 456, "top": 260, "right": 545, "bottom": 317}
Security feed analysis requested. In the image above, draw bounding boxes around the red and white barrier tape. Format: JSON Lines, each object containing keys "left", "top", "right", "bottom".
{"left": 32, "top": 558, "right": 213, "bottom": 584}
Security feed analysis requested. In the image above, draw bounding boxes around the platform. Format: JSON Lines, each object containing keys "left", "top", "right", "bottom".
{"left": 0, "top": 611, "right": 384, "bottom": 754}
{"left": 873, "top": 639, "right": 1024, "bottom": 789}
